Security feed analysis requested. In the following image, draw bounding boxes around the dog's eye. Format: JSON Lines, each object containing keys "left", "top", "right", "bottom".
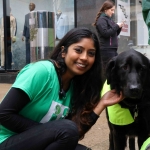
{"left": 122, "top": 65, "right": 128, "bottom": 70}
{"left": 139, "top": 67, "right": 146, "bottom": 73}
{"left": 141, "top": 65, "right": 146, "bottom": 70}
{"left": 140, "top": 67, "right": 144, "bottom": 71}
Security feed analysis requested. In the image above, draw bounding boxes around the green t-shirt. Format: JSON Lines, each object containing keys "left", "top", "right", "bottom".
{"left": 0, "top": 61, "right": 73, "bottom": 143}
{"left": 101, "top": 81, "right": 134, "bottom": 125}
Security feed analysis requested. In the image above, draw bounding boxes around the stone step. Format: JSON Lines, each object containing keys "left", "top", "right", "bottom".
{"left": 0, "top": 72, "right": 18, "bottom": 83}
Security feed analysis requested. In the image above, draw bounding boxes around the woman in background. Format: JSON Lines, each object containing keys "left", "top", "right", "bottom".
{"left": 93, "top": 0, "right": 125, "bottom": 71}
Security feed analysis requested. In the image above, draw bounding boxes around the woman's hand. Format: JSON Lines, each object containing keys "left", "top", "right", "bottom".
{"left": 117, "top": 22, "right": 125, "bottom": 28}
{"left": 93, "top": 90, "right": 124, "bottom": 116}
{"left": 101, "top": 89, "right": 124, "bottom": 107}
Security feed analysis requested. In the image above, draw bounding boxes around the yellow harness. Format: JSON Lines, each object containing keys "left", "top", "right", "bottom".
{"left": 140, "top": 137, "right": 150, "bottom": 150}
{"left": 101, "top": 81, "right": 134, "bottom": 125}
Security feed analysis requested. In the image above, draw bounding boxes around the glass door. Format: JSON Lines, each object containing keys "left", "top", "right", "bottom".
{"left": 0, "top": 0, "right": 75, "bottom": 72}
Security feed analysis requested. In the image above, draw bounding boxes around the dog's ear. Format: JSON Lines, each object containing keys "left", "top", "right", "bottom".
{"left": 106, "top": 56, "right": 117, "bottom": 84}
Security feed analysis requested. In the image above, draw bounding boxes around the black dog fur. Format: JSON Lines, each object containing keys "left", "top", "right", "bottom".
{"left": 105, "top": 49, "right": 150, "bottom": 150}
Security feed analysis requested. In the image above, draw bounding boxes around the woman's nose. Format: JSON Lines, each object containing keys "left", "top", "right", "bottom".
{"left": 80, "top": 52, "right": 87, "bottom": 60}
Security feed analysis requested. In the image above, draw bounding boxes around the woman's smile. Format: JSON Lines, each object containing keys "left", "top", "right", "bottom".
{"left": 76, "top": 62, "right": 86, "bottom": 68}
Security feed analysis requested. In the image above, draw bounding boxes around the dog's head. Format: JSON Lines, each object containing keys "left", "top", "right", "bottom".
{"left": 106, "top": 49, "right": 150, "bottom": 106}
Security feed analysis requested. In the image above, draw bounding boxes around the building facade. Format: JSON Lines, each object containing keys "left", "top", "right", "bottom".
{"left": 0, "top": 0, "right": 149, "bottom": 72}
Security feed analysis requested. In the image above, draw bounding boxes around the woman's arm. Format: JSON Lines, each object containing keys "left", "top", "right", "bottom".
{"left": 117, "top": 27, "right": 122, "bottom": 35}
{"left": 0, "top": 88, "right": 40, "bottom": 133}
{"left": 117, "top": 20, "right": 126, "bottom": 35}
{"left": 73, "top": 90, "right": 123, "bottom": 138}
{"left": 93, "top": 90, "right": 124, "bottom": 116}
{"left": 97, "top": 18, "right": 120, "bottom": 38}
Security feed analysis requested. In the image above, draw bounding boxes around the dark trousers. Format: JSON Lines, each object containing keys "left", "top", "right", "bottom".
{"left": 101, "top": 49, "right": 118, "bottom": 82}
{"left": 25, "top": 38, "right": 30, "bottom": 64}
{"left": 101, "top": 49, "right": 118, "bottom": 70}
{"left": 6, "top": 51, "right": 12, "bottom": 69}
{"left": 0, "top": 119, "right": 90, "bottom": 150}
{"left": 6, "top": 40, "right": 12, "bottom": 69}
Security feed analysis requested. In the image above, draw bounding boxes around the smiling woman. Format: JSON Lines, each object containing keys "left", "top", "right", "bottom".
{"left": 0, "top": 27, "right": 123, "bottom": 150}
{"left": 61, "top": 38, "right": 96, "bottom": 77}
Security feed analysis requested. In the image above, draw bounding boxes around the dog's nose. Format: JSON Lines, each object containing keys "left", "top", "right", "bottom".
{"left": 130, "top": 85, "right": 141, "bottom": 95}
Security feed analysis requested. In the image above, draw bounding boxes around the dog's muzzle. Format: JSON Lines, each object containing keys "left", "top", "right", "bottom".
{"left": 129, "top": 85, "right": 142, "bottom": 99}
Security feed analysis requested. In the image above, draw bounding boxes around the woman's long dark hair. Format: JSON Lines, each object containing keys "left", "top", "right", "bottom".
{"left": 50, "top": 27, "right": 103, "bottom": 139}
{"left": 93, "top": 0, "right": 115, "bottom": 26}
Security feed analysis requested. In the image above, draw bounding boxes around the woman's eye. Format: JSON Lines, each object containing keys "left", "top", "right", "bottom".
{"left": 75, "top": 48, "right": 82, "bottom": 53}
{"left": 88, "top": 51, "right": 95, "bottom": 57}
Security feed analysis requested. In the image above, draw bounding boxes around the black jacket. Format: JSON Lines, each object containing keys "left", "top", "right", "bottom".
{"left": 96, "top": 15, "right": 121, "bottom": 49}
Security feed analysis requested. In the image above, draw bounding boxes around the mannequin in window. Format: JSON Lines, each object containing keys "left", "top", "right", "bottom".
{"left": 56, "top": 10, "right": 62, "bottom": 20}
{"left": 22, "top": 2, "right": 35, "bottom": 64}
{"left": 55, "top": 10, "right": 69, "bottom": 40}
{"left": 0, "top": 7, "right": 17, "bottom": 69}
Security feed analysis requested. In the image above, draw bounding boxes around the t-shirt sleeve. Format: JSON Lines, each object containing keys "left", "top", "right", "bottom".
{"left": 12, "top": 62, "right": 51, "bottom": 100}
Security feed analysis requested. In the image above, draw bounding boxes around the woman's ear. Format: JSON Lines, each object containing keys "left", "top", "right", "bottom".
{"left": 61, "top": 46, "right": 65, "bottom": 58}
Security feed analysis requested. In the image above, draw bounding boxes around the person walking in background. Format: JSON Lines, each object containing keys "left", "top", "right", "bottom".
{"left": 0, "top": 27, "right": 123, "bottom": 150}
{"left": 93, "top": 0, "right": 125, "bottom": 72}
{"left": 22, "top": 3, "right": 35, "bottom": 65}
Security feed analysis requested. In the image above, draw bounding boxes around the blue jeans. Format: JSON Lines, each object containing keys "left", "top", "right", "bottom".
{"left": 0, "top": 119, "right": 87, "bottom": 150}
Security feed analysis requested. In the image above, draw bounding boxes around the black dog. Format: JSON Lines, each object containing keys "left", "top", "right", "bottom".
{"left": 105, "top": 49, "right": 150, "bottom": 150}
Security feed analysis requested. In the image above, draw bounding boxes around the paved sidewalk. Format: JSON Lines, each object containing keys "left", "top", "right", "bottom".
{"left": 0, "top": 83, "right": 135, "bottom": 150}
{"left": 0, "top": 84, "right": 11, "bottom": 101}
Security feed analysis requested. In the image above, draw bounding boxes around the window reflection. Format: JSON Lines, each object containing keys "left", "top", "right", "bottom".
{"left": 0, "top": 0, "right": 74, "bottom": 70}
{"left": 0, "top": 7, "right": 16, "bottom": 69}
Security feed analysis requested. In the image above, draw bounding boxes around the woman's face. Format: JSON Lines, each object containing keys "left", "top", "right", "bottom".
{"left": 62, "top": 38, "right": 96, "bottom": 78}
{"left": 105, "top": 6, "right": 115, "bottom": 17}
